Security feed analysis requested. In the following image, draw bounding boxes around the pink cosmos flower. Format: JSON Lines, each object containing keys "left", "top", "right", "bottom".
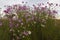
{"left": 4, "top": 10, "right": 8, "bottom": 13}
{"left": 15, "top": 24, "right": 19, "bottom": 27}
{"left": 22, "top": 31, "right": 29, "bottom": 36}
{"left": 53, "top": 10, "right": 57, "bottom": 13}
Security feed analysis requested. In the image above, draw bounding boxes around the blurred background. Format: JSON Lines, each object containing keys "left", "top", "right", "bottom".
{"left": 0, "top": 0, "right": 60, "bottom": 40}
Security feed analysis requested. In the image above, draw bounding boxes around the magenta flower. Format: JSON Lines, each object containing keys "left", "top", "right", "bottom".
{"left": 22, "top": 5, "right": 28, "bottom": 10}
{"left": 15, "top": 23, "right": 19, "bottom": 27}
{"left": 4, "top": 10, "right": 8, "bottom": 13}
{"left": 4, "top": 6, "right": 12, "bottom": 14}
{"left": 18, "top": 19, "right": 23, "bottom": 23}
{"left": 18, "top": 6, "right": 22, "bottom": 10}
{"left": 22, "top": 31, "right": 29, "bottom": 36}
{"left": 53, "top": 10, "right": 57, "bottom": 13}
{"left": 7, "top": 8, "right": 10, "bottom": 11}
{"left": 9, "top": 22, "right": 14, "bottom": 28}
{"left": 41, "top": 7, "right": 45, "bottom": 11}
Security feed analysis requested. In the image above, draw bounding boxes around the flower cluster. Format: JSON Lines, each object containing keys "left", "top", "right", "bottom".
{"left": 3, "top": 2, "right": 58, "bottom": 40}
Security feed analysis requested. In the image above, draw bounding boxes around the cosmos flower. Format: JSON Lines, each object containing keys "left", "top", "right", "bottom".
{"left": 28, "top": 31, "right": 31, "bottom": 34}
{"left": 22, "top": 5, "right": 28, "bottom": 10}
{"left": 41, "top": 24, "right": 45, "bottom": 27}
{"left": 22, "top": 31, "right": 29, "bottom": 36}
{"left": 4, "top": 10, "right": 8, "bottom": 13}
{"left": 9, "top": 21, "right": 14, "bottom": 28}
{"left": 52, "top": 10, "right": 57, "bottom": 13}
{"left": 15, "top": 23, "right": 19, "bottom": 27}
{"left": 2, "top": 2, "right": 58, "bottom": 40}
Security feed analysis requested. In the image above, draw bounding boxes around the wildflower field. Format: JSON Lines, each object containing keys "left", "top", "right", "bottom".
{"left": 0, "top": 2, "right": 60, "bottom": 40}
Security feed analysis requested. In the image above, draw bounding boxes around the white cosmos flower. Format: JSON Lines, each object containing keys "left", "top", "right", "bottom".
{"left": 28, "top": 31, "right": 31, "bottom": 34}
{"left": 41, "top": 24, "right": 45, "bottom": 27}
{"left": 21, "top": 23, "right": 23, "bottom": 25}
{"left": 12, "top": 16, "right": 18, "bottom": 20}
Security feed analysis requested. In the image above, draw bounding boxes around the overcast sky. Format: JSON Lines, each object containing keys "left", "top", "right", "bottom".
{"left": 0, "top": 0, "right": 60, "bottom": 19}
{"left": 0, "top": 0, "right": 48, "bottom": 8}
{"left": 49, "top": 0, "right": 60, "bottom": 19}
{"left": 0, "top": 0, "right": 48, "bottom": 11}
